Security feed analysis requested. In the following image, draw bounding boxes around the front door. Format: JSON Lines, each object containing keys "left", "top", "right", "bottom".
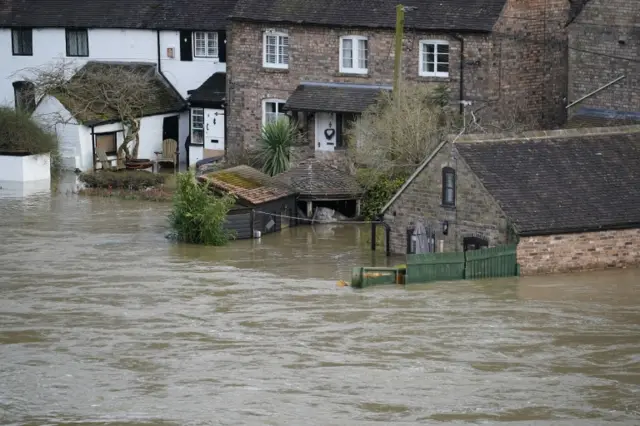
{"left": 315, "top": 112, "right": 337, "bottom": 151}
{"left": 204, "top": 108, "right": 225, "bottom": 152}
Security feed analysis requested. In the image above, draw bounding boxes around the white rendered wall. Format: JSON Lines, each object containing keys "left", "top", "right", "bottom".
{"left": 0, "top": 153, "right": 50, "bottom": 182}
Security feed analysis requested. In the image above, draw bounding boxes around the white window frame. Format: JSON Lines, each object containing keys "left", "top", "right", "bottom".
{"left": 339, "top": 35, "right": 368, "bottom": 75}
{"left": 191, "top": 108, "right": 204, "bottom": 145}
{"left": 419, "top": 40, "right": 450, "bottom": 78}
{"left": 263, "top": 30, "right": 289, "bottom": 69}
{"left": 193, "top": 31, "right": 218, "bottom": 58}
{"left": 262, "top": 99, "right": 287, "bottom": 125}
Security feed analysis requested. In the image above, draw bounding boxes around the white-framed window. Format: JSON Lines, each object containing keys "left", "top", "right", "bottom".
{"left": 339, "top": 35, "right": 368, "bottom": 74}
{"left": 262, "top": 99, "right": 287, "bottom": 124}
{"left": 191, "top": 108, "right": 204, "bottom": 144}
{"left": 419, "top": 40, "right": 449, "bottom": 78}
{"left": 193, "top": 31, "right": 218, "bottom": 58}
{"left": 263, "top": 31, "right": 289, "bottom": 68}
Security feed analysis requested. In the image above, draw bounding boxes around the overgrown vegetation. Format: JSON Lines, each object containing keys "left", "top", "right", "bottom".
{"left": 258, "top": 118, "right": 302, "bottom": 176}
{"left": 79, "top": 170, "right": 165, "bottom": 190}
{"left": 168, "top": 171, "right": 236, "bottom": 245}
{"left": 78, "top": 186, "right": 173, "bottom": 202}
{"left": 356, "top": 169, "right": 407, "bottom": 220}
{"left": 0, "top": 107, "right": 62, "bottom": 177}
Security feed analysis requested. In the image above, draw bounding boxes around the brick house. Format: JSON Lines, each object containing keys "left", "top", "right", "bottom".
{"left": 226, "top": 0, "right": 585, "bottom": 162}
{"left": 379, "top": 125, "right": 640, "bottom": 275}
{"left": 567, "top": 0, "right": 640, "bottom": 126}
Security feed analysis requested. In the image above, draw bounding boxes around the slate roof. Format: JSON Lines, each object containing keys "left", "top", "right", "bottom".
{"left": 273, "top": 158, "right": 364, "bottom": 200}
{"left": 54, "top": 62, "right": 185, "bottom": 126}
{"left": 0, "top": 0, "right": 237, "bottom": 30}
{"left": 230, "top": 0, "right": 508, "bottom": 32}
{"left": 285, "top": 82, "right": 390, "bottom": 113}
{"left": 455, "top": 128, "right": 640, "bottom": 235}
{"left": 199, "top": 165, "right": 296, "bottom": 206}
{"left": 187, "top": 73, "right": 226, "bottom": 107}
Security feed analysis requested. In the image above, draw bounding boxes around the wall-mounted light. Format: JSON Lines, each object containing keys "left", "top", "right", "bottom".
{"left": 442, "top": 220, "right": 449, "bottom": 235}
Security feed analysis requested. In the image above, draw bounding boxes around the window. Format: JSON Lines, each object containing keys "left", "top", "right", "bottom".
{"left": 13, "top": 81, "right": 35, "bottom": 113}
{"left": 262, "top": 99, "right": 287, "bottom": 124}
{"left": 193, "top": 31, "right": 218, "bottom": 58}
{"left": 95, "top": 132, "right": 117, "bottom": 155}
{"left": 419, "top": 40, "right": 449, "bottom": 78}
{"left": 340, "top": 35, "right": 368, "bottom": 74}
{"left": 442, "top": 167, "right": 456, "bottom": 206}
{"left": 406, "top": 228, "right": 418, "bottom": 254}
{"left": 191, "top": 108, "right": 204, "bottom": 144}
{"left": 12, "top": 28, "right": 32, "bottom": 56}
{"left": 66, "top": 29, "right": 89, "bottom": 57}
{"left": 263, "top": 31, "right": 289, "bottom": 68}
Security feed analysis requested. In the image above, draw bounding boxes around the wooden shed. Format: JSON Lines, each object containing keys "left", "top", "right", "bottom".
{"left": 198, "top": 165, "right": 298, "bottom": 239}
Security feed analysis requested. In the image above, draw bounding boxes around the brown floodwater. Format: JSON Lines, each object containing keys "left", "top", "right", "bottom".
{"left": 0, "top": 178, "right": 639, "bottom": 425}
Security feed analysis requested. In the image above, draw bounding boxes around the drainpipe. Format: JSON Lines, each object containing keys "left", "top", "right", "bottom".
{"left": 90, "top": 125, "right": 96, "bottom": 172}
{"left": 450, "top": 33, "right": 465, "bottom": 115}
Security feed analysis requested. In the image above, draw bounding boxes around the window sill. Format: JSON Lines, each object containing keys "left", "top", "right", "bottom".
{"left": 67, "top": 54, "right": 89, "bottom": 58}
{"left": 418, "top": 75, "right": 450, "bottom": 82}
{"left": 262, "top": 66, "right": 289, "bottom": 73}
{"left": 336, "top": 71, "right": 369, "bottom": 78}
{"left": 440, "top": 204, "right": 456, "bottom": 210}
{"left": 12, "top": 53, "right": 33, "bottom": 57}
{"left": 193, "top": 56, "right": 220, "bottom": 62}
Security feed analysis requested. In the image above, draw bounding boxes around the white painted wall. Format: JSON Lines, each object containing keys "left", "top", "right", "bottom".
{"left": 0, "top": 153, "right": 50, "bottom": 182}
{"left": 159, "top": 31, "right": 226, "bottom": 98}
{"left": 178, "top": 110, "right": 190, "bottom": 165}
{"left": 1, "top": 27, "right": 157, "bottom": 107}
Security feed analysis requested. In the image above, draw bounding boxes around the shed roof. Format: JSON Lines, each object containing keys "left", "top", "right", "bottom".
{"left": 199, "top": 165, "right": 296, "bottom": 206}
{"left": 284, "top": 82, "right": 390, "bottom": 113}
{"left": 0, "top": 0, "right": 237, "bottom": 30}
{"left": 273, "top": 158, "right": 363, "bottom": 200}
{"left": 187, "top": 73, "right": 226, "bottom": 108}
{"left": 230, "top": 0, "right": 508, "bottom": 32}
{"left": 455, "top": 126, "right": 640, "bottom": 235}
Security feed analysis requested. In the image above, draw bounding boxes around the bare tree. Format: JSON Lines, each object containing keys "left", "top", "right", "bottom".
{"left": 16, "top": 60, "right": 160, "bottom": 160}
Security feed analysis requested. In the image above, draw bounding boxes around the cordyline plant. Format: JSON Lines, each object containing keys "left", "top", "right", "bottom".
{"left": 15, "top": 60, "right": 159, "bottom": 161}
{"left": 168, "top": 171, "right": 237, "bottom": 246}
{"left": 258, "top": 118, "right": 303, "bottom": 176}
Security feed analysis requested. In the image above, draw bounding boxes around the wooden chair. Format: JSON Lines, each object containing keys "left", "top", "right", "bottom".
{"left": 96, "top": 149, "right": 125, "bottom": 171}
{"left": 157, "top": 138, "right": 178, "bottom": 172}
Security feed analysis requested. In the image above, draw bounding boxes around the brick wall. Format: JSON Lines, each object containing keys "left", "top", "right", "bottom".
{"left": 517, "top": 228, "right": 640, "bottom": 275}
{"left": 382, "top": 143, "right": 511, "bottom": 255}
{"left": 568, "top": 0, "right": 640, "bottom": 113}
{"left": 227, "top": 0, "right": 574, "bottom": 156}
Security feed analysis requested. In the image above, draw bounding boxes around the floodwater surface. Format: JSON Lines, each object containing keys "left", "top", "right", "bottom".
{"left": 0, "top": 185, "right": 639, "bottom": 425}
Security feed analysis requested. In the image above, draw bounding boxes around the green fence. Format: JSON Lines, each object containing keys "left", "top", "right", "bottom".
{"left": 351, "top": 244, "right": 520, "bottom": 288}
{"left": 406, "top": 252, "right": 465, "bottom": 284}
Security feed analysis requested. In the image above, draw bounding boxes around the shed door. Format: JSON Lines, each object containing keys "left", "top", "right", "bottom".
{"left": 204, "top": 109, "right": 225, "bottom": 151}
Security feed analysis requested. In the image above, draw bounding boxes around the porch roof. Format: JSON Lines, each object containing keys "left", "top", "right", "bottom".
{"left": 284, "top": 82, "right": 391, "bottom": 114}
{"left": 187, "top": 72, "right": 226, "bottom": 108}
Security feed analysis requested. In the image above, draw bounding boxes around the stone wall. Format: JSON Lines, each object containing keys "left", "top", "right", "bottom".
{"left": 382, "top": 143, "right": 511, "bottom": 255}
{"left": 517, "top": 228, "right": 640, "bottom": 275}
{"left": 227, "top": 0, "right": 574, "bottom": 156}
{"left": 568, "top": 0, "right": 639, "bottom": 114}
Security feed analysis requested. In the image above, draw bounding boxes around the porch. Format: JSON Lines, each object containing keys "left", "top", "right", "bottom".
{"left": 187, "top": 72, "right": 226, "bottom": 168}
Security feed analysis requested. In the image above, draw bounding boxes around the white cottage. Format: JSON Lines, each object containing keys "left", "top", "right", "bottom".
{"left": 0, "top": 0, "right": 235, "bottom": 168}
{"left": 33, "top": 62, "right": 186, "bottom": 172}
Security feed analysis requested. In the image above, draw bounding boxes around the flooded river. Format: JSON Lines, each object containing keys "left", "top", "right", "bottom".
{"left": 1, "top": 186, "right": 639, "bottom": 425}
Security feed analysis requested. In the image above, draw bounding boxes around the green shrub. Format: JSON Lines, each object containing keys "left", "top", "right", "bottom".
{"left": 168, "top": 171, "right": 236, "bottom": 245}
{"left": 79, "top": 170, "right": 165, "bottom": 190}
{"left": 258, "top": 118, "right": 301, "bottom": 176}
{"left": 357, "top": 169, "right": 407, "bottom": 220}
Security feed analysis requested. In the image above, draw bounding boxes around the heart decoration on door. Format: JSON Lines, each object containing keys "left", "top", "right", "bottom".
{"left": 324, "top": 128, "right": 335, "bottom": 140}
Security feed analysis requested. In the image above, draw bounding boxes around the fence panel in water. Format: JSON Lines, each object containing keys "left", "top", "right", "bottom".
{"left": 406, "top": 252, "right": 465, "bottom": 284}
{"left": 464, "top": 244, "right": 518, "bottom": 280}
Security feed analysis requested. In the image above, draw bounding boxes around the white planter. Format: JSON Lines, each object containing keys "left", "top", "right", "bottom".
{"left": 0, "top": 153, "right": 51, "bottom": 182}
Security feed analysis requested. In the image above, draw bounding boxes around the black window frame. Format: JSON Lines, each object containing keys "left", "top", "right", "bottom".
{"left": 13, "top": 81, "right": 36, "bottom": 114}
{"left": 65, "top": 28, "right": 89, "bottom": 57}
{"left": 12, "top": 28, "right": 33, "bottom": 56}
{"left": 442, "top": 167, "right": 456, "bottom": 207}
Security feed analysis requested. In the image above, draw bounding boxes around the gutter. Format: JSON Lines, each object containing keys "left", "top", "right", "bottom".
{"left": 518, "top": 222, "right": 640, "bottom": 237}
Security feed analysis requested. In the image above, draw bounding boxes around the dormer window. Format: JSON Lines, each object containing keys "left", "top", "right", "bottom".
{"left": 263, "top": 30, "right": 289, "bottom": 69}
{"left": 340, "top": 35, "right": 368, "bottom": 74}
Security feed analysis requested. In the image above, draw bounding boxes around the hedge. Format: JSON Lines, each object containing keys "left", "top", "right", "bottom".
{"left": 79, "top": 170, "right": 165, "bottom": 190}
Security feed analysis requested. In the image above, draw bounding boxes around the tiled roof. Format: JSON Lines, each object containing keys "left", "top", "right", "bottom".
{"left": 188, "top": 72, "right": 226, "bottom": 107}
{"left": 455, "top": 127, "right": 640, "bottom": 235}
{"left": 55, "top": 62, "right": 185, "bottom": 125}
{"left": 230, "top": 0, "right": 507, "bottom": 32}
{"left": 0, "top": 0, "right": 237, "bottom": 30}
{"left": 273, "top": 158, "right": 363, "bottom": 200}
{"left": 199, "top": 165, "right": 296, "bottom": 206}
{"left": 284, "top": 82, "right": 390, "bottom": 113}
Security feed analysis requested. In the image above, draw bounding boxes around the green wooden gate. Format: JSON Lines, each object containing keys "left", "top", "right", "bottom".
{"left": 464, "top": 244, "right": 518, "bottom": 279}
{"left": 406, "top": 252, "right": 466, "bottom": 284}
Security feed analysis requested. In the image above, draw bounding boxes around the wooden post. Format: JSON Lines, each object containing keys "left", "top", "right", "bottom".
{"left": 393, "top": 4, "right": 405, "bottom": 95}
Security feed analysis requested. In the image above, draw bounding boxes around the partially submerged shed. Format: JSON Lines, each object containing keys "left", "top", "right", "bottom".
{"left": 273, "top": 158, "right": 364, "bottom": 218}
{"left": 198, "top": 165, "right": 298, "bottom": 238}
